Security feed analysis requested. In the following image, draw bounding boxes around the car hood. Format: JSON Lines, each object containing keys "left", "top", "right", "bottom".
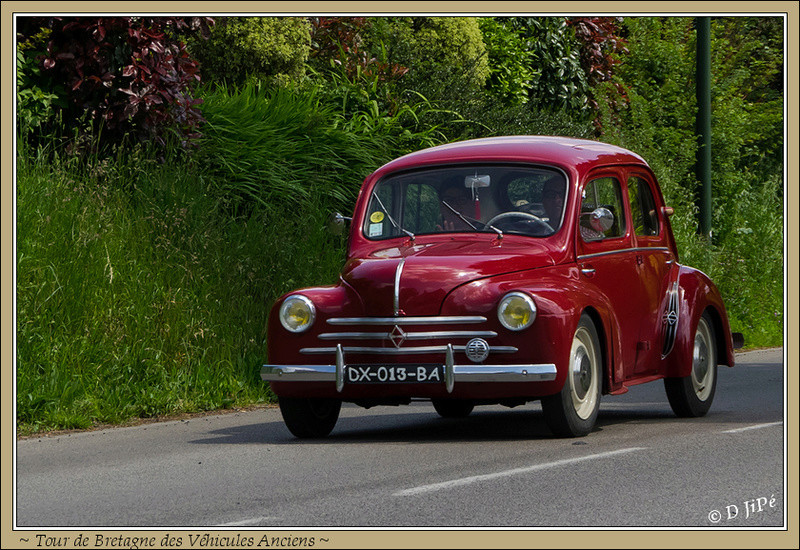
{"left": 341, "top": 239, "right": 558, "bottom": 316}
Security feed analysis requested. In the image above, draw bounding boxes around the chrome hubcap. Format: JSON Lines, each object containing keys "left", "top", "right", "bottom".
{"left": 691, "top": 318, "right": 715, "bottom": 401}
{"left": 570, "top": 326, "right": 599, "bottom": 420}
{"left": 572, "top": 348, "right": 592, "bottom": 400}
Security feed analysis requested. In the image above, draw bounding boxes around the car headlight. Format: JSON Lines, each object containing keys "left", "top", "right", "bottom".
{"left": 279, "top": 295, "right": 316, "bottom": 333}
{"left": 497, "top": 291, "right": 537, "bottom": 331}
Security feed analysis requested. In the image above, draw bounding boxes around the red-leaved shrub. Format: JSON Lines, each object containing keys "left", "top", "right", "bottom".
{"left": 20, "top": 16, "right": 213, "bottom": 148}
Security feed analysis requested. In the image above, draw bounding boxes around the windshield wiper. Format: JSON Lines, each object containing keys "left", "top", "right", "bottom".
{"left": 441, "top": 201, "right": 478, "bottom": 231}
{"left": 441, "top": 201, "right": 503, "bottom": 238}
{"left": 372, "top": 192, "right": 415, "bottom": 241}
{"left": 486, "top": 224, "right": 503, "bottom": 239}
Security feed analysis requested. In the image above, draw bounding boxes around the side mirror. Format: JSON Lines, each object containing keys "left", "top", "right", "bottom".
{"left": 328, "top": 212, "right": 352, "bottom": 235}
{"left": 661, "top": 206, "right": 675, "bottom": 217}
{"left": 590, "top": 207, "right": 614, "bottom": 233}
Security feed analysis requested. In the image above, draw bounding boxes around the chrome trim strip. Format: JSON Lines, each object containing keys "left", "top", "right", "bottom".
{"left": 300, "top": 345, "right": 518, "bottom": 355}
{"left": 577, "top": 246, "right": 670, "bottom": 261}
{"left": 453, "top": 364, "right": 557, "bottom": 382}
{"left": 261, "top": 363, "right": 557, "bottom": 382}
{"left": 261, "top": 364, "right": 336, "bottom": 381}
{"left": 393, "top": 258, "right": 405, "bottom": 316}
{"left": 327, "top": 316, "right": 487, "bottom": 326}
{"left": 318, "top": 330, "right": 498, "bottom": 340}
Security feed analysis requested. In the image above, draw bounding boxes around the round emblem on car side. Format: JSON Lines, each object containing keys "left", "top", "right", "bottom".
{"left": 465, "top": 338, "right": 490, "bottom": 363}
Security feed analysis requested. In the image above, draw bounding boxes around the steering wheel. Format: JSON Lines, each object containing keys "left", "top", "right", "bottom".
{"left": 486, "top": 211, "right": 552, "bottom": 229}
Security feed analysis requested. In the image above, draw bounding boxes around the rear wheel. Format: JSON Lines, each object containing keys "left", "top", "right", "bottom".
{"left": 542, "top": 314, "right": 602, "bottom": 437}
{"left": 664, "top": 312, "right": 717, "bottom": 417}
{"left": 278, "top": 397, "right": 341, "bottom": 438}
{"left": 432, "top": 399, "right": 474, "bottom": 418}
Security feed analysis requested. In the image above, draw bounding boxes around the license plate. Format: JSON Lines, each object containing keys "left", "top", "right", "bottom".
{"left": 345, "top": 364, "right": 443, "bottom": 384}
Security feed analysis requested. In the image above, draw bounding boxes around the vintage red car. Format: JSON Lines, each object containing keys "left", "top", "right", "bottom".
{"left": 262, "top": 136, "right": 742, "bottom": 438}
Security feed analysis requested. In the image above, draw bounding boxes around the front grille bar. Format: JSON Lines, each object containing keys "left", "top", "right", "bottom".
{"left": 327, "top": 316, "right": 487, "bottom": 326}
{"left": 301, "top": 345, "right": 518, "bottom": 355}
{"left": 318, "top": 330, "right": 498, "bottom": 341}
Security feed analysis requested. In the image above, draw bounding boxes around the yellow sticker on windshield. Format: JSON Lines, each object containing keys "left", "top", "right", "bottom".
{"left": 370, "top": 211, "right": 385, "bottom": 223}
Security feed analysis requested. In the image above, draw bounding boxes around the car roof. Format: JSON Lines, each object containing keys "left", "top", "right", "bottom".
{"left": 373, "top": 136, "right": 650, "bottom": 176}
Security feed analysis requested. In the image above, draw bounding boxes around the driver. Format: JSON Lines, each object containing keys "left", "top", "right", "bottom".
{"left": 541, "top": 178, "right": 565, "bottom": 230}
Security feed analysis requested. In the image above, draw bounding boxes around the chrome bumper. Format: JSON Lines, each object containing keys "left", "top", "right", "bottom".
{"left": 261, "top": 344, "right": 556, "bottom": 393}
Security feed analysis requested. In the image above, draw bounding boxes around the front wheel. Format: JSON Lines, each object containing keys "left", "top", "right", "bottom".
{"left": 432, "top": 399, "right": 474, "bottom": 418}
{"left": 278, "top": 397, "right": 341, "bottom": 438}
{"left": 542, "top": 314, "right": 602, "bottom": 437}
{"left": 664, "top": 312, "right": 717, "bottom": 417}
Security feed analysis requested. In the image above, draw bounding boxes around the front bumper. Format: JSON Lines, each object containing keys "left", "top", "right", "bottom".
{"left": 261, "top": 343, "right": 556, "bottom": 394}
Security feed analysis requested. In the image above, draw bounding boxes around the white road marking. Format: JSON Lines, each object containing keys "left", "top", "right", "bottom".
{"left": 393, "top": 447, "right": 647, "bottom": 497}
{"left": 721, "top": 421, "right": 783, "bottom": 434}
{"left": 215, "top": 516, "right": 281, "bottom": 526}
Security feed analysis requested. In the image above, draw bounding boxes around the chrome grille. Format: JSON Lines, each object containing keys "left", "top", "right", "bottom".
{"left": 300, "top": 315, "right": 517, "bottom": 356}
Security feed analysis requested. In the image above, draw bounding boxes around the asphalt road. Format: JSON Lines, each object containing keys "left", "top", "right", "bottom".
{"left": 15, "top": 348, "right": 786, "bottom": 528}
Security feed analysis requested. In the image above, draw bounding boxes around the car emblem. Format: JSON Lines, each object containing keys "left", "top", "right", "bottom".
{"left": 664, "top": 309, "right": 679, "bottom": 326}
{"left": 389, "top": 325, "right": 407, "bottom": 348}
{"left": 465, "top": 338, "right": 490, "bottom": 363}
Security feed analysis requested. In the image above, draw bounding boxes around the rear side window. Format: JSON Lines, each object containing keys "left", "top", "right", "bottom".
{"left": 627, "top": 176, "right": 660, "bottom": 236}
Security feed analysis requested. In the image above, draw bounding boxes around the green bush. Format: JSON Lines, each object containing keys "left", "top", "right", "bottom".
{"left": 505, "top": 17, "right": 592, "bottom": 116}
{"left": 360, "top": 17, "right": 489, "bottom": 101}
{"left": 16, "top": 28, "right": 66, "bottom": 135}
{"left": 190, "top": 17, "right": 311, "bottom": 87}
{"left": 479, "top": 17, "right": 536, "bottom": 105}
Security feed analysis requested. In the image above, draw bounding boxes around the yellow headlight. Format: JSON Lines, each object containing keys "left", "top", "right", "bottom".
{"left": 497, "top": 292, "right": 537, "bottom": 331}
{"left": 279, "top": 295, "right": 316, "bottom": 333}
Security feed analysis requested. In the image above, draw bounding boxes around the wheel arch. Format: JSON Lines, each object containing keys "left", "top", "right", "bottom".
{"left": 581, "top": 305, "right": 612, "bottom": 395}
{"left": 702, "top": 304, "right": 732, "bottom": 369}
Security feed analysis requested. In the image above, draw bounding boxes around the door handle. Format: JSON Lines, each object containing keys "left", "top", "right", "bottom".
{"left": 581, "top": 266, "right": 596, "bottom": 277}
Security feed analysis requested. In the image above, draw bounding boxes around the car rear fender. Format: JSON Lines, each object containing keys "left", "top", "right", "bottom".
{"left": 664, "top": 266, "right": 736, "bottom": 378}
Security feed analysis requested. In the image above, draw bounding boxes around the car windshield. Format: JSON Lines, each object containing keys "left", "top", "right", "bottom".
{"left": 364, "top": 165, "right": 568, "bottom": 240}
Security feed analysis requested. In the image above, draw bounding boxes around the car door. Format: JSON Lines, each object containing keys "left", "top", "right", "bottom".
{"left": 575, "top": 171, "right": 644, "bottom": 382}
{"left": 625, "top": 171, "right": 677, "bottom": 374}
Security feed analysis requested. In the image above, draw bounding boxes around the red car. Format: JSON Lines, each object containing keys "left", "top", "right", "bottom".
{"left": 262, "top": 136, "right": 742, "bottom": 438}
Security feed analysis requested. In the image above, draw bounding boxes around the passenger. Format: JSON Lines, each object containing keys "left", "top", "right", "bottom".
{"left": 438, "top": 184, "right": 476, "bottom": 231}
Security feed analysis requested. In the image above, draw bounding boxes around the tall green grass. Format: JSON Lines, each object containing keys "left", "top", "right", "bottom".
{"left": 15, "top": 137, "right": 350, "bottom": 434}
{"left": 196, "top": 82, "right": 398, "bottom": 214}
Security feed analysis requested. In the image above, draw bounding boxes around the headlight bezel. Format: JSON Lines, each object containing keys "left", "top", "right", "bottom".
{"left": 279, "top": 294, "right": 316, "bottom": 333}
{"left": 497, "top": 291, "right": 537, "bottom": 331}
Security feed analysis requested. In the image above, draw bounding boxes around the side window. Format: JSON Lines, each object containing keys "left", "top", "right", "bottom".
{"left": 580, "top": 177, "right": 626, "bottom": 242}
{"left": 627, "top": 176, "right": 660, "bottom": 236}
{"left": 365, "top": 183, "right": 396, "bottom": 239}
